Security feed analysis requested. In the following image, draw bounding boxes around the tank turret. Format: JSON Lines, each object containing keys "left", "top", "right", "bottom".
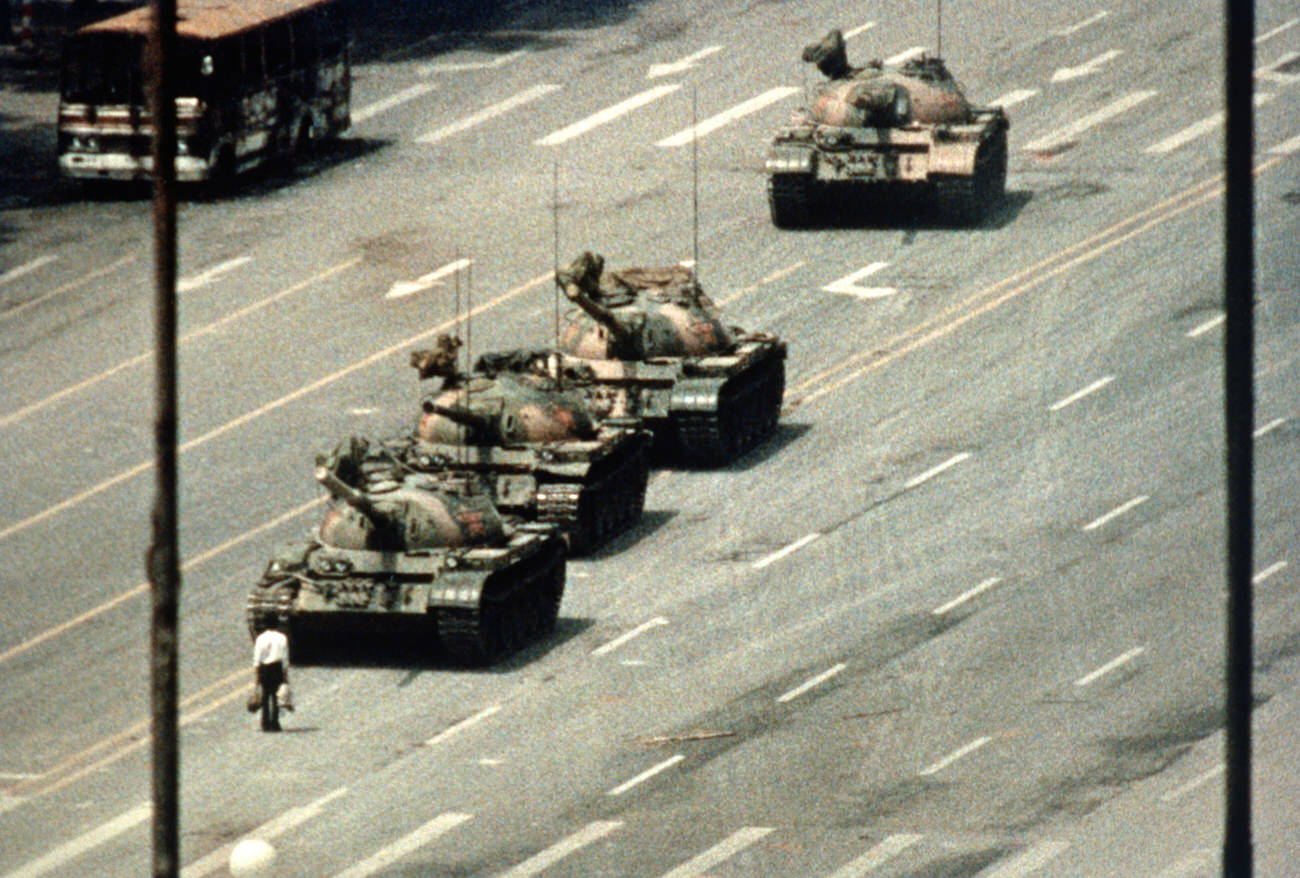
{"left": 765, "top": 28, "right": 1008, "bottom": 226}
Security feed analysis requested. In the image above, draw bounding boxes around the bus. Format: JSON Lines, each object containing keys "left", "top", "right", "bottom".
{"left": 58, "top": 0, "right": 350, "bottom": 183}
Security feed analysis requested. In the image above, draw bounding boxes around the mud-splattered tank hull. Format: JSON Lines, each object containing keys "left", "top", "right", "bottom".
{"left": 765, "top": 50, "right": 1008, "bottom": 226}
{"left": 245, "top": 523, "right": 566, "bottom": 666}
{"left": 384, "top": 429, "right": 651, "bottom": 555}
{"left": 551, "top": 335, "right": 786, "bottom": 466}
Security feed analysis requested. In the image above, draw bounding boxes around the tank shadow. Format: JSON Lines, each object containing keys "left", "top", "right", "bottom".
{"left": 803, "top": 185, "right": 1032, "bottom": 232}
{"left": 582, "top": 509, "right": 676, "bottom": 558}
{"left": 290, "top": 614, "right": 593, "bottom": 671}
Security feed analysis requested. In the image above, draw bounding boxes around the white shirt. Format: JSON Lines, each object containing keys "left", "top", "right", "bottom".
{"left": 253, "top": 629, "right": 289, "bottom": 666}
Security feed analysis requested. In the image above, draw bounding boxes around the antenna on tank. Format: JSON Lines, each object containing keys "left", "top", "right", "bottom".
{"left": 936, "top": 0, "right": 943, "bottom": 58}
{"left": 691, "top": 86, "right": 700, "bottom": 287}
{"left": 552, "top": 157, "right": 562, "bottom": 360}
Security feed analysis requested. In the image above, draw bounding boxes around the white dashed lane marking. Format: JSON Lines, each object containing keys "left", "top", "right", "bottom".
{"left": 1144, "top": 92, "right": 1275, "bottom": 154}
{"left": 1082, "top": 495, "right": 1148, "bottom": 531}
{"left": 825, "top": 833, "right": 922, "bottom": 877}
{"left": 990, "top": 88, "right": 1039, "bottom": 109}
{"left": 352, "top": 82, "right": 438, "bottom": 124}
{"left": 1049, "top": 375, "right": 1114, "bottom": 411}
{"left": 536, "top": 84, "right": 681, "bottom": 146}
{"left": 659, "top": 827, "right": 775, "bottom": 878}
{"left": 330, "top": 813, "right": 472, "bottom": 878}
{"left": 777, "top": 663, "right": 847, "bottom": 703}
{"left": 903, "top": 453, "right": 971, "bottom": 490}
{"left": 498, "top": 821, "right": 624, "bottom": 878}
{"left": 1075, "top": 646, "right": 1145, "bottom": 686}
{"left": 1050, "top": 49, "right": 1122, "bottom": 83}
{"left": 919, "top": 737, "right": 992, "bottom": 776}
{"left": 656, "top": 87, "right": 799, "bottom": 147}
{"left": 591, "top": 617, "right": 669, "bottom": 656}
{"left": 646, "top": 45, "right": 723, "bottom": 79}
{"left": 607, "top": 754, "right": 685, "bottom": 796}
{"left": 932, "top": 577, "right": 1003, "bottom": 615}
{"left": 417, "top": 84, "right": 561, "bottom": 144}
{"left": 0, "top": 255, "right": 57, "bottom": 286}
{"left": 4, "top": 803, "right": 150, "bottom": 878}
{"left": 1022, "top": 90, "right": 1157, "bottom": 152}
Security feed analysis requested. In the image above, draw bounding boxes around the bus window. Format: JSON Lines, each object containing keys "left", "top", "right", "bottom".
{"left": 265, "top": 19, "right": 292, "bottom": 78}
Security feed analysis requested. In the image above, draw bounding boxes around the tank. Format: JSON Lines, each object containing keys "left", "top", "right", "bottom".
{"left": 403, "top": 337, "right": 651, "bottom": 555}
{"left": 765, "top": 28, "right": 1009, "bottom": 226}
{"left": 245, "top": 462, "right": 567, "bottom": 665}
{"left": 487, "top": 251, "right": 786, "bottom": 466}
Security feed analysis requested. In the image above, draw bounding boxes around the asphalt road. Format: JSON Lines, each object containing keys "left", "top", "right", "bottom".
{"left": 1, "top": 0, "right": 1299, "bottom": 875}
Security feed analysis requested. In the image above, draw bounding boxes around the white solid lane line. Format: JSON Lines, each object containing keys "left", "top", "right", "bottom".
{"left": 1082, "top": 495, "right": 1148, "bottom": 531}
{"left": 386, "top": 258, "right": 473, "bottom": 299}
{"left": 825, "top": 833, "right": 923, "bottom": 877}
{"left": 656, "top": 87, "right": 799, "bottom": 147}
{"left": 1253, "top": 561, "right": 1288, "bottom": 585}
{"left": 1022, "top": 90, "right": 1157, "bottom": 152}
{"left": 919, "top": 737, "right": 992, "bottom": 776}
{"left": 592, "top": 617, "right": 669, "bottom": 656}
{"left": 752, "top": 532, "right": 822, "bottom": 569}
{"left": 1186, "top": 313, "right": 1225, "bottom": 337}
{"left": 1256, "top": 17, "right": 1300, "bottom": 44}
{"left": 659, "top": 827, "right": 775, "bottom": 878}
{"left": 1254, "top": 417, "right": 1287, "bottom": 438}
{"left": 884, "top": 46, "right": 928, "bottom": 65}
{"left": 777, "top": 663, "right": 847, "bottom": 703}
{"left": 990, "top": 89, "right": 1039, "bottom": 109}
{"left": 1049, "top": 375, "right": 1114, "bottom": 411}
{"left": 330, "top": 813, "right": 472, "bottom": 878}
{"left": 607, "top": 754, "right": 685, "bottom": 796}
{"left": 181, "top": 787, "right": 348, "bottom": 878}
{"left": 424, "top": 705, "right": 502, "bottom": 746}
{"left": 979, "top": 840, "right": 1071, "bottom": 876}
{"left": 1144, "top": 92, "right": 1275, "bottom": 154}
{"left": 352, "top": 82, "right": 439, "bottom": 124}
{"left": 903, "top": 453, "right": 971, "bottom": 490}
{"left": 498, "top": 821, "right": 624, "bottom": 878}
{"left": 1160, "top": 764, "right": 1225, "bottom": 802}
{"left": 417, "top": 84, "right": 561, "bottom": 144}
{"left": 0, "top": 254, "right": 57, "bottom": 286}
{"left": 3, "top": 803, "right": 150, "bottom": 878}
{"left": 1075, "top": 646, "right": 1146, "bottom": 686}
{"left": 178, "top": 255, "right": 252, "bottom": 293}
{"left": 933, "top": 577, "right": 1003, "bottom": 615}
{"left": 536, "top": 84, "right": 681, "bottom": 146}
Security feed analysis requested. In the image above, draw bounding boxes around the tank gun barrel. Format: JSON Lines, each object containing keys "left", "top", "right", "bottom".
{"left": 558, "top": 281, "right": 635, "bottom": 346}
{"left": 424, "top": 401, "right": 496, "bottom": 434}
{"left": 315, "top": 466, "right": 379, "bottom": 518}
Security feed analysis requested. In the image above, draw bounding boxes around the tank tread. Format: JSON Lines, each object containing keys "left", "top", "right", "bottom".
{"left": 437, "top": 542, "right": 565, "bottom": 665}
{"left": 536, "top": 439, "right": 650, "bottom": 554}
{"left": 767, "top": 173, "right": 815, "bottom": 229}
{"left": 675, "top": 353, "right": 786, "bottom": 466}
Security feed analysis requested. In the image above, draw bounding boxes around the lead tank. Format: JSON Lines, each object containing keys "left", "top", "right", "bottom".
{"left": 404, "top": 336, "right": 651, "bottom": 555}
{"left": 765, "top": 29, "right": 1008, "bottom": 226}
{"left": 490, "top": 251, "right": 786, "bottom": 466}
{"left": 245, "top": 462, "right": 566, "bottom": 665}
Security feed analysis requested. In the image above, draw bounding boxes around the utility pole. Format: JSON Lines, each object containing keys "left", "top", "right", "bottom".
{"left": 145, "top": 0, "right": 180, "bottom": 874}
{"left": 1221, "top": 0, "right": 1254, "bottom": 875}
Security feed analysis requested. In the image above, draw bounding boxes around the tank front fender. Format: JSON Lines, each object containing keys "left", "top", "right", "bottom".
{"left": 669, "top": 378, "right": 725, "bottom": 414}
{"left": 765, "top": 145, "right": 817, "bottom": 175}
{"left": 929, "top": 141, "right": 979, "bottom": 176}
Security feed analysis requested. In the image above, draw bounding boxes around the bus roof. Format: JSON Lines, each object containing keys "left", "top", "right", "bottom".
{"left": 80, "top": 0, "right": 338, "bottom": 41}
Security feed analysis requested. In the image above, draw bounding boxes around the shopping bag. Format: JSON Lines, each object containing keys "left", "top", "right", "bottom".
{"left": 276, "top": 682, "right": 294, "bottom": 712}
{"left": 245, "top": 684, "right": 261, "bottom": 713}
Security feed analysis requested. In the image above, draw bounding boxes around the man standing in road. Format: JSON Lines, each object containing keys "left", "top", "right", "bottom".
{"left": 252, "top": 619, "right": 290, "bottom": 732}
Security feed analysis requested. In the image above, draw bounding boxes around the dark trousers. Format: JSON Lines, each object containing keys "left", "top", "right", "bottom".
{"left": 257, "top": 661, "right": 284, "bottom": 731}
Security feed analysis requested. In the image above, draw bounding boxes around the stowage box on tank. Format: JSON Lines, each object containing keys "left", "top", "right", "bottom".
{"left": 765, "top": 28, "right": 1009, "bottom": 227}
{"left": 484, "top": 252, "right": 787, "bottom": 467}
{"left": 245, "top": 462, "right": 567, "bottom": 666}
{"left": 402, "top": 343, "right": 651, "bottom": 555}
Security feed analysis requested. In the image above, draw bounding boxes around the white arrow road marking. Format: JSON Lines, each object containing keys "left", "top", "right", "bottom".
{"left": 660, "top": 827, "right": 775, "bottom": 878}
{"left": 385, "top": 258, "right": 472, "bottom": 299}
{"left": 990, "top": 88, "right": 1039, "bottom": 109}
{"left": 845, "top": 21, "right": 878, "bottom": 39}
{"left": 4, "top": 803, "right": 150, "bottom": 878}
{"left": 536, "top": 84, "right": 681, "bottom": 145}
{"left": 1022, "top": 90, "right": 1157, "bottom": 152}
{"left": 656, "top": 87, "right": 799, "bottom": 147}
{"left": 0, "top": 255, "right": 57, "bottom": 286}
{"left": 1144, "top": 92, "right": 1275, "bottom": 154}
{"left": 1054, "top": 10, "right": 1110, "bottom": 37}
{"left": 885, "top": 46, "right": 928, "bottom": 65}
{"left": 647, "top": 45, "right": 723, "bottom": 79}
{"left": 1257, "top": 51, "right": 1300, "bottom": 84}
{"left": 352, "top": 82, "right": 438, "bottom": 124}
{"left": 177, "top": 256, "right": 251, "bottom": 293}
{"left": 823, "top": 262, "right": 897, "bottom": 298}
{"left": 826, "top": 833, "right": 922, "bottom": 877}
{"left": 181, "top": 788, "right": 348, "bottom": 877}
{"left": 417, "top": 84, "right": 560, "bottom": 144}
{"left": 420, "top": 48, "right": 527, "bottom": 75}
{"left": 1050, "top": 49, "right": 1122, "bottom": 82}
{"left": 330, "top": 813, "right": 473, "bottom": 878}
{"left": 499, "top": 821, "right": 624, "bottom": 878}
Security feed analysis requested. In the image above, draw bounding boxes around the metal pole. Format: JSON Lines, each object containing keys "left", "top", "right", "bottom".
{"left": 146, "top": 0, "right": 180, "bottom": 871}
{"left": 1222, "top": 0, "right": 1254, "bottom": 874}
